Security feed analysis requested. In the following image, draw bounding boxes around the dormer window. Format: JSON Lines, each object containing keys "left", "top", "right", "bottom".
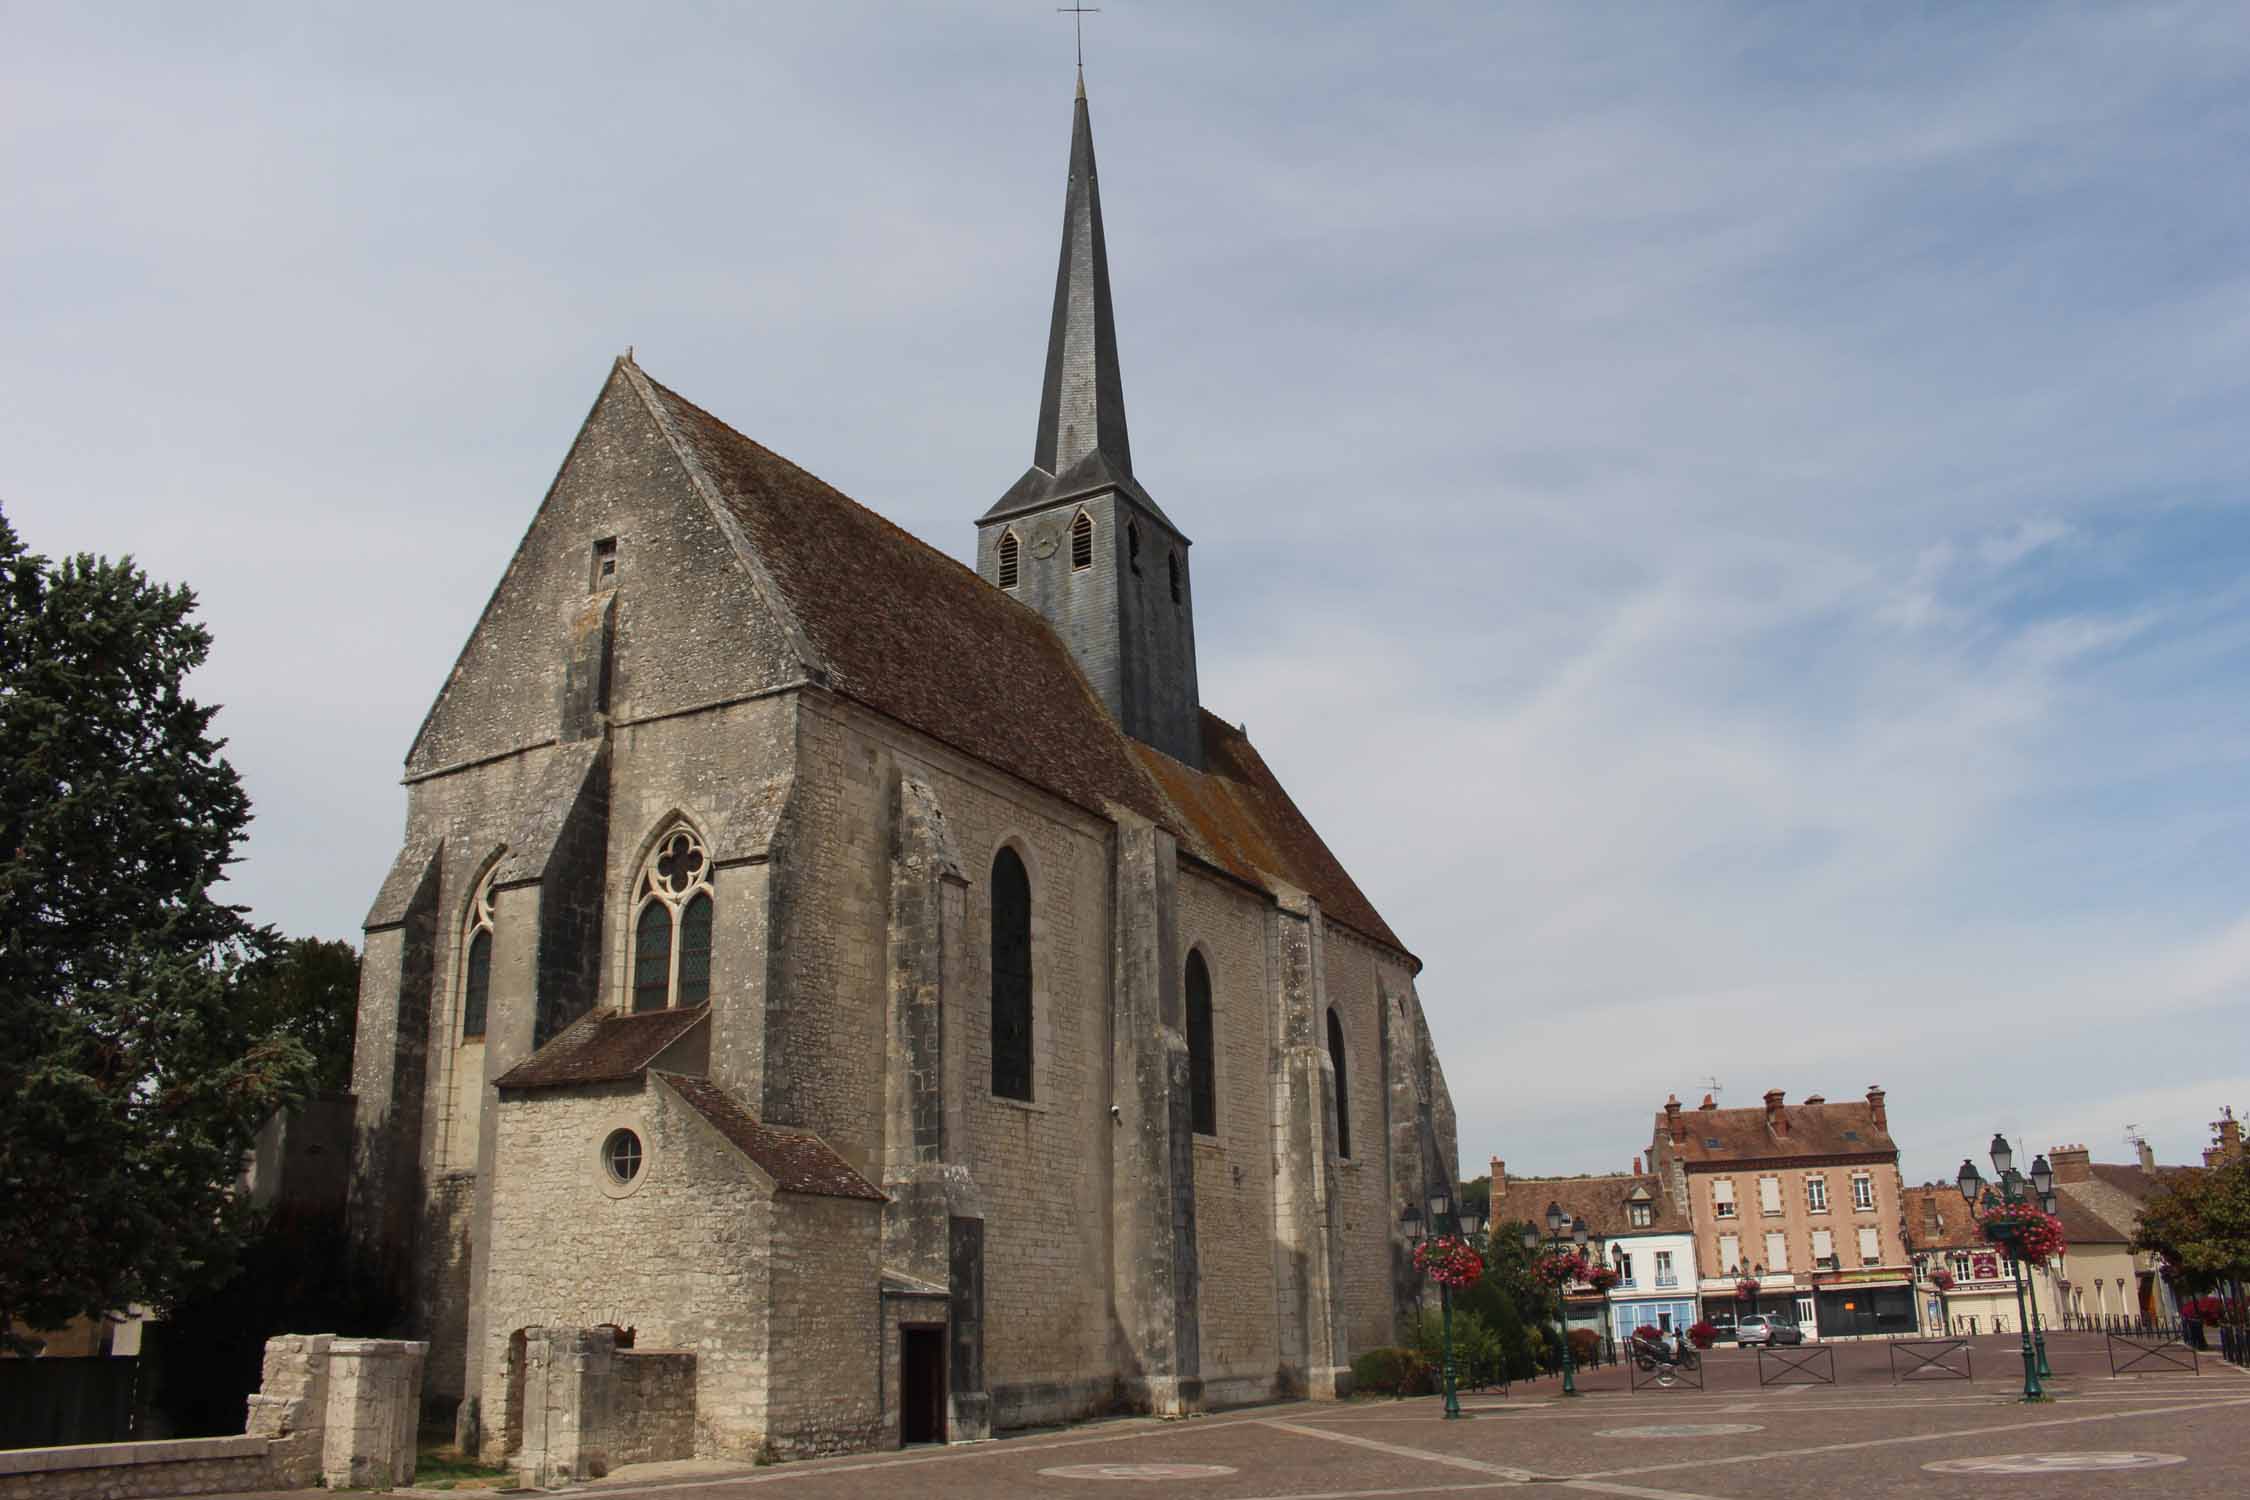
{"left": 997, "top": 530, "right": 1021, "bottom": 591}
{"left": 1629, "top": 1201, "right": 1653, "bottom": 1228}
{"left": 1071, "top": 511, "right": 1094, "bottom": 570}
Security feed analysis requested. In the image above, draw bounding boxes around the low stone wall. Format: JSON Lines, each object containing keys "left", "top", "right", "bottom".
{"left": 0, "top": 1436, "right": 270, "bottom": 1500}
{"left": 612, "top": 1351, "right": 698, "bottom": 1467}
{"left": 0, "top": 1333, "right": 427, "bottom": 1495}
{"left": 513, "top": 1328, "right": 698, "bottom": 1485}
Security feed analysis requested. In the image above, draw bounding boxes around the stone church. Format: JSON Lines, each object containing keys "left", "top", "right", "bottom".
{"left": 348, "top": 77, "right": 1459, "bottom": 1462}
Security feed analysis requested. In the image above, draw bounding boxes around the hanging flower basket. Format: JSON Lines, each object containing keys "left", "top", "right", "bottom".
{"left": 1534, "top": 1252, "right": 1591, "bottom": 1288}
{"left": 1585, "top": 1266, "right": 1622, "bottom": 1293}
{"left": 1413, "top": 1234, "right": 1485, "bottom": 1289}
{"left": 1931, "top": 1269, "right": 1956, "bottom": 1292}
{"left": 1980, "top": 1206, "right": 2067, "bottom": 1266}
{"left": 1736, "top": 1277, "right": 1761, "bottom": 1299}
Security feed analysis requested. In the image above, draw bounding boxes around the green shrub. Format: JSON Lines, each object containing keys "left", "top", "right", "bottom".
{"left": 1350, "top": 1345, "right": 1431, "bottom": 1396}
{"left": 1567, "top": 1327, "right": 1602, "bottom": 1368}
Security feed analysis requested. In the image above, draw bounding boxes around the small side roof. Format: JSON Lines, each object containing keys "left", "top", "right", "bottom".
{"left": 1490, "top": 1172, "right": 1690, "bottom": 1239}
{"left": 657, "top": 1074, "right": 885, "bottom": 1202}
{"left": 494, "top": 1006, "right": 709, "bottom": 1090}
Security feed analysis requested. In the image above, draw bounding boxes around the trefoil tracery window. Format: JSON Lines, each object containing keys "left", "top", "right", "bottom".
{"left": 634, "top": 827, "right": 713, "bottom": 1012}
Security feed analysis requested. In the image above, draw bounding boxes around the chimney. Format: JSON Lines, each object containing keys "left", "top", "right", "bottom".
{"left": 2138, "top": 1137, "right": 2157, "bottom": 1171}
{"left": 1491, "top": 1156, "right": 1507, "bottom": 1197}
{"left": 2218, "top": 1108, "right": 2244, "bottom": 1160}
{"left": 1665, "top": 1094, "right": 1683, "bottom": 1144}
{"left": 1633, "top": 1154, "right": 1644, "bottom": 1176}
{"left": 1699, "top": 1094, "right": 1717, "bottom": 1110}
{"left": 2049, "top": 1144, "right": 2092, "bottom": 1184}
{"left": 1804, "top": 1094, "right": 1826, "bottom": 1106}
{"left": 1866, "top": 1085, "right": 1887, "bottom": 1131}
{"left": 1764, "top": 1089, "right": 1788, "bottom": 1137}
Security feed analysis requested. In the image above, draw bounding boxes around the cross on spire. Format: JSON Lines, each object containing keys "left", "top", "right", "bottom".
{"left": 1058, "top": 4, "right": 1099, "bottom": 79}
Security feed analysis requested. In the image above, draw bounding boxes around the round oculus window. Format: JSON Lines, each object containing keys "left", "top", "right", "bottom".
{"left": 601, "top": 1128, "right": 644, "bottom": 1184}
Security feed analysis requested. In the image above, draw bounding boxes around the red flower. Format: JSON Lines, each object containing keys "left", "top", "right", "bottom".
{"left": 1414, "top": 1235, "right": 1485, "bottom": 1289}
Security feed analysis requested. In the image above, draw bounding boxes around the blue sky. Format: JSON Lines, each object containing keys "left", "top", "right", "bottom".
{"left": 7, "top": 3, "right": 2247, "bottom": 1184}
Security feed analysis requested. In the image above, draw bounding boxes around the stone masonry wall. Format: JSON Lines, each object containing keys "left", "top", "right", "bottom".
{"left": 792, "top": 695, "right": 1119, "bottom": 1427}
{"left": 766, "top": 1194, "right": 885, "bottom": 1456}
{"left": 611, "top": 1351, "right": 698, "bottom": 1467}
{"left": 1178, "top": 868, "right": 1281, "bottom": 1402}
{"left": 482, "top": 1077, "right": 774, "bottom": 1461}
{"left": 1320, "top": 924, "right": 1420, "bottom": 1356}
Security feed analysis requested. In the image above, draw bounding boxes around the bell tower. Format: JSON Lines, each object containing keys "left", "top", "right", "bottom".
{"left": 976, "top": 76, "right": 1202, "bottom": 768}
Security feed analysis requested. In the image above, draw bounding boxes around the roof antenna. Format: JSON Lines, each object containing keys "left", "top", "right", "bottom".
{"left": 1703, "top": 1075, "right": 1723, "bottom": 1107}
{"left": 1058, "top": 4, "right": 1099, "bottom": 92}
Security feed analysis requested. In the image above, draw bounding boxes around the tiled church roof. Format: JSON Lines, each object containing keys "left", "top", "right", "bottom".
{"left": 625, "top": 363, "right": 1411, "bottom": 961}
{"left": 494, "top": 1005, "right": 709, "bottom": 1090}
{"left": 658, "top": 1074, "right": 886, "bottom": 1202}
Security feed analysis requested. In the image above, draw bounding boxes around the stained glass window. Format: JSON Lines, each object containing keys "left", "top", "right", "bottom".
{"left": 677, "top": 892, "right": 712, "bottom": 1008}
{"left": 462, "top": 930, "right": 492, "bottom": 1039}
{"left": 634, "top": 900, "right": 672, "bottom": 1013}
{"left": 632, "top": 826, "right": 714, "bottom": 1012}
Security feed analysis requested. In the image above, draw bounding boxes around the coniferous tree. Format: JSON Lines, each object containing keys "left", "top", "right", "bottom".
{"left": 0, "top": 507, "right": 314, "bottom": 1350}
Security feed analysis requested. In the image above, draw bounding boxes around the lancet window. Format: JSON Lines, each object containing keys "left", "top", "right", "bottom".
{"left": 633, "top": 827, "right": 714, "bottom": 1012}
{"left": 990, "top": 846, "right": 1033, "bottom": 1100}
{"left": 1185, "top": 950, "right": 1216, "bottom": 1136}
{"left": 461, "top": 867, "right": 496, "bottom": 1040}
{"left": 1326, "top": 1006, "right": 1352, "bottom": 1158}
{"left": 997, "top": 529, "right": 1021, "bottom": 590}
{"left": 1071, "top": 511, "right": 1094, "bottom": 570}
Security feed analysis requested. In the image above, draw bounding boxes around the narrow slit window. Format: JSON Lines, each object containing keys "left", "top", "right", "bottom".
{"left": 997, "top": 530, "right": 1021, "bottom": 590}
{"left": 591, "top": 536, "right": 618, "bottom": 590}
{"left": 1168, "top": 552, "right": 1181, "bottom": 603}
{"left": 1185, "top": 951, "right": 1216, "bottom": 1136}
{"left": 1127, "top": 521, "right": 1141, "bottom": 574}
{"left": 1070, "top": 511, "right": 1094, "bottom": 570}
{"left": 1326, "top": 1006, "right": 1351, "bottom": 1158}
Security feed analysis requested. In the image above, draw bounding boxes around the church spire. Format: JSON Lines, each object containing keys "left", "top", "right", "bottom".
{"left": 1034, "top": 78, "right": 1132, "bottom": 482}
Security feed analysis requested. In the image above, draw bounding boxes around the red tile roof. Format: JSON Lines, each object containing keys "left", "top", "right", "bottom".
{"left": 1654, "top": 1098, "right": 1896, "bottom": 1167}
{"left": 657, "top": 1074, "right": 885, "bottom": 1201}
{"left": 494, "top": 1006, "right": 709, "bottom": 1090}
{"left": 1491, "top": 1173, "right": 1689, "bottom": 1239}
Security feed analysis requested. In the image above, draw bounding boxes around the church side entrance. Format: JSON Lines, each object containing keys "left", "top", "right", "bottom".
{"left": 900, "top": 1325, "right": 947, "bottom": 1446}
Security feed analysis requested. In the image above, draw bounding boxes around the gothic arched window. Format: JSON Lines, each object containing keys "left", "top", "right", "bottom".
{"left": 1326, "top": 1006, "right": 1352, "bottom": 1159}
{"left": 1185, "top": 950, "right": 1216, "bottom": 1136}
{"left": 633, "top": 827, "right": 713, "bottom": 1012}
{"left": 1071, "top": 510, "right": 1094, "bottom": 570}
{"left": 990, "top": 846, "right": 1033, "bottom": 1100}
{"left": 461, "top": 867, "right": 496, "bottom": 1040}
{"left": 997, "top": 529, "right": 1021, "bottom": 590}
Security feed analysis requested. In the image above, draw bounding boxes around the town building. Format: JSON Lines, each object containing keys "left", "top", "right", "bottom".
{"left": 1488, "top": 1158, "right": 1700, "bottom": 1342}
{"left": 1903, "top": 1131, "right": 2213, "bottom": 1334}
{"left": 1651, "top": 1088, "right": 1914, "bottom": 1338}
{"left": 347, "top": 75, "right": 1458, "bottom": 1463}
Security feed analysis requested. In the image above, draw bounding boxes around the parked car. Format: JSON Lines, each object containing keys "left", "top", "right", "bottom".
{"left": 1733, "top": 1315, "right": 1805, "bottom": 1346}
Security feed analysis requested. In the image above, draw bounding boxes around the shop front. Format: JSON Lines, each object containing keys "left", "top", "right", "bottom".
{"left": 1811, "top": 1271, "right": 1915, "bottom": 1337}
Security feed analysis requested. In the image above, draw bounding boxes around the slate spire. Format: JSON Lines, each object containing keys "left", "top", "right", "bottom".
{"left": 1034, "top": 76, "right": 1132, "bottom": 481}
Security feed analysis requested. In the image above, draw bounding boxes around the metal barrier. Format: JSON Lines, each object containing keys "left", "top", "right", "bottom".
{"left": 1629, "top": 1350, "right": 1706, "bottom": 1391}
{"left": 1888, "top": 1338, "right": 1972, "bottom": 1383}
{"left": 2108, "top": 1330, "right": 2198, "bottom": 1377}
{"left": 1757, "top": 1345, "right": 1836, "bottom": 1387}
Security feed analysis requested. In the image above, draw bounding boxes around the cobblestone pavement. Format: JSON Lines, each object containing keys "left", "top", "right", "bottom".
{"left": 207, "top": 1334, "right": 2250, "bottom": 1500}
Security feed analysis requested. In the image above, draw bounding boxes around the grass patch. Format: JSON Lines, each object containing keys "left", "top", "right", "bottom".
{"left": 414, "top": 1446, "right": 514, "bottom": 1489}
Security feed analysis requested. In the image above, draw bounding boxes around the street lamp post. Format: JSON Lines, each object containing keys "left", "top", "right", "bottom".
{"left": 1402, "top": 1189, "right": 1484, "bottom": 1419}
{"left": 1958, "top": 1135, "right": 2060, "bottom": 1402}
{"left": 1523, "top": 1203, "right": 1591, "bottom": 1397}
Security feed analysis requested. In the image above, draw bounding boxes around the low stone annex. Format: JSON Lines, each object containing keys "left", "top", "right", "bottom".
{"left": 348, "top": 75, "right": 1459, "bottom": 1463}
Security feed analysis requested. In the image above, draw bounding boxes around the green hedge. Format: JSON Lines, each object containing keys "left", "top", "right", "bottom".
{"left": 1351, "top": 1346, "right": 1433, "bottom": 1396}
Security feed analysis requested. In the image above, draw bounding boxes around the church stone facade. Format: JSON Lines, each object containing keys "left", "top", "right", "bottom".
{"left": 349, "top": 79, "right": 1459, "bottom": 1462}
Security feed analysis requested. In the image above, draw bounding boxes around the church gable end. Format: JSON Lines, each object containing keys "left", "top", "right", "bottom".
{"left": 406, "top": 362, "right": 809, "bottom": 779}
